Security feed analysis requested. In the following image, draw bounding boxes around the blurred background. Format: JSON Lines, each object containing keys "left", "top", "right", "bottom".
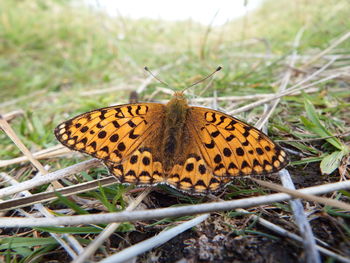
{"left": 2, "top": 0, "right": 349, "bottom": 153}
{"left": 87, "top": 0, "right": 264, "bottom": 26}
{"left": 2, "top": 0, "right": 349, "bottom": 103}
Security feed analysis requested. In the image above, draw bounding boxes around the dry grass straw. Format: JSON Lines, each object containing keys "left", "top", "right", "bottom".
{"left": 252, "top": 177, "right": 350, "bottom": 211}
{"left": 1, "top": 179, "right": 350, "bottom": 228}
{"left": 0, "top": 145, "right": 70, "bottom": 168}
{"left": 0, "top": 175, "right": 117, "bottom": 211}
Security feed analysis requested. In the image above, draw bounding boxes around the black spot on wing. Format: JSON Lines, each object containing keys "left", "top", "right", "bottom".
{"left": 130, "top": 155, "right": 138, "bottom": 164}
{"left": 110, "top": 134, "right": 119, "bottom": 142}
{"left": 127, "top": 106, "right": 134, "bottom": 116}
{"left": 205, "top": 140, "right": 215, "bottom": 149}
{"left": 118, "top": 142, "right": 126, "bottom": 151}
{"left": 226, "top": 135, "right": 234, "bottom": 142}
{"left": 186, "top": 163, "right": 194, "bottom": 172}
{"left": 236, "top": 147, "right": 244, "bottom": 156}
{"left": 80, "top": 126, "right": 88, "bottom": 133}
{"left": 98, "top": 131, "right": 107, "bottom": 139}
{"left": 216, "top": 116, "right": 226, "bottom": 125}
{"left": 127, "top": 120, "right": 136, "bottom": 128}
{"left": 198, "top": 164, "right": 206, "bottom": 174}
{"left": 129, "top": 130, "right": 139, "bottom": 139}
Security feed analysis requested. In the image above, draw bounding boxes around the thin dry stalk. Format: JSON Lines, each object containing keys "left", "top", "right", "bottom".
{"left": 0, "top": 159, "right": 101, "bottom": 198}
{"left": 0, "top": 90, "right": 46, "bottom": 109}
{"left": 81, "top": 84, "right": 134, "bottom": 96}
{"left": 191, "top": 94, "right": 273, "bottom": 103}
{"left": 0, "top": 176, "right": 117, "bottom": 211}
{"left": 255, "top": 28, "right": 304, "bottom": 129}
{"left": 2, "top": 110, "right": 25, "bottom": 121}
{"left": 228, "top": 52, "right": 349, "bottom": 61}
{"left": 0, "top": 116, "right": 66, "bottom": 190}
{"left": 278, "top": 170, "right": 321, "bottom": 263}
{"left": 0, "top": 145, "right": 70, "bottom": 168}
{"left": 252, "top": 177, "right": 350, "bottom": 211}
{"left": 1, "top": 179, "right": 349, "bottom": 228}
{"left": 99, "top": 214, "right": 209, "bottom": 263}
{"left": 0, "top": 116, "right": 48, "bottom": 175}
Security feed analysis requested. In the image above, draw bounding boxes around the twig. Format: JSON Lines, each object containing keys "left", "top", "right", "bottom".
{"left": 227, "top": 52, "right": 350, "bottom": 61}
{"left": 0, "top": 159, "right": 101, "bottom": 198}
{"left": 275, "top": 131, "right": 350, "bottom": 143}
{"left": 0, "top": 115, "right": 48, "bottom": 175}
{"left": 81, "top": 84, "right": 134, "bottom": 96}
{"left": 278, "top": 170, "right": 322, "bottom": 263}
{"left": 190, "top": 94, "right": 273, "bottom": 103}
{"left": 0, "top": 176, "right": 117, "bottom": 211}
{"left": 1, "top": 110, "right": 25, "bottom": 121}
{"left": 0, "top": 145, "right": 70, "bottom": 168}
{"left": 251, "top": 177, "right": 350, "bottom": 211}
{"left": 0, "top": 179, "right": 349, "bottom": 227}
{"left": 255, "top": 27, "right": 321, "bottom": 263}
{"left": 99, "top": 214, "right": 209, "bottom": 263}
{"left": 0, "top": 90, "right": 46, "bottom": 108}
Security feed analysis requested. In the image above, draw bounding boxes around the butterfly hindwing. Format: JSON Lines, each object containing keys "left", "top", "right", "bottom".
{"left": 167, "top": 152, "right": 230, "bottom": 194}
{"left": 105, "top": 146, "right": 164, "bottom": 186}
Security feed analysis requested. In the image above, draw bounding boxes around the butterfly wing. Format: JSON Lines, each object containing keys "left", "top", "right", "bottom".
{"left": 55, "top": 101, "right": 288, "bottom": 195}
{"left": 166, "top": 106, "right": 288, "bottom": 194}
{"left": 54, "top": 103, "right": 165, "bottom": 164}
{"left": 166, "top": 150, "right": 230, "bottom": 194}
{"left": 189, "top": 107, "right": 288, "bottom": 176}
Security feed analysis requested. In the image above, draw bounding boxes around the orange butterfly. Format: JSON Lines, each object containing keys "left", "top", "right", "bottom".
{"left": 55, "top": 90, "right": 288, "bottom": 195}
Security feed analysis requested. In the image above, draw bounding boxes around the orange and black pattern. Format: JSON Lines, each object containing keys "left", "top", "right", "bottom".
{"left": 55, "top": 92, "right": 288, "bottom": 195}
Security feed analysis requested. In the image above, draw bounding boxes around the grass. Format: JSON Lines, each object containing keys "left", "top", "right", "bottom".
{"left": 1, "top": 0, "right": 350, "bottom": 262}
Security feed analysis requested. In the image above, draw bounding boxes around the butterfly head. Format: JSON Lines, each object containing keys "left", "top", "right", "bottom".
{"left": 167, "top": 91, "right": 188, "bottom": 112}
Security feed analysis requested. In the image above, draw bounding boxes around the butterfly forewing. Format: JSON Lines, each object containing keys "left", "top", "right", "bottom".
{"left": 188, "top": 107, "right": 288, "bottom": 178}
{"left": 54, "top": 103, "right": 165, "bottom": 163}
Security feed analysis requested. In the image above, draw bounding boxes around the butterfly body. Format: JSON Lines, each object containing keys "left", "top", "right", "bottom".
{"left": 162, "top": 92, "right": 190, "bottom": 170}
{"left": 55, "top": 92, "right": 288, "bottom": 195}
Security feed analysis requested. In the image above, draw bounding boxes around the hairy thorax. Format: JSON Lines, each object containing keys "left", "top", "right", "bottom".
{"left": 162, "top": 92, "right": 189, "bottom": 171}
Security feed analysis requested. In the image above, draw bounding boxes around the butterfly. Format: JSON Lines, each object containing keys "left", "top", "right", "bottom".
{"left": 54, "top": 91, "right": 288, "bottom": 195}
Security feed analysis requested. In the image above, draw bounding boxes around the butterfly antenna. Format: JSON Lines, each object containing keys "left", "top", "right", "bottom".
{"left": 144, "top": 66, "right": 169, "bottom": 87}
{"left": 182, "top": 66, "right": 222, "bottom": 93}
